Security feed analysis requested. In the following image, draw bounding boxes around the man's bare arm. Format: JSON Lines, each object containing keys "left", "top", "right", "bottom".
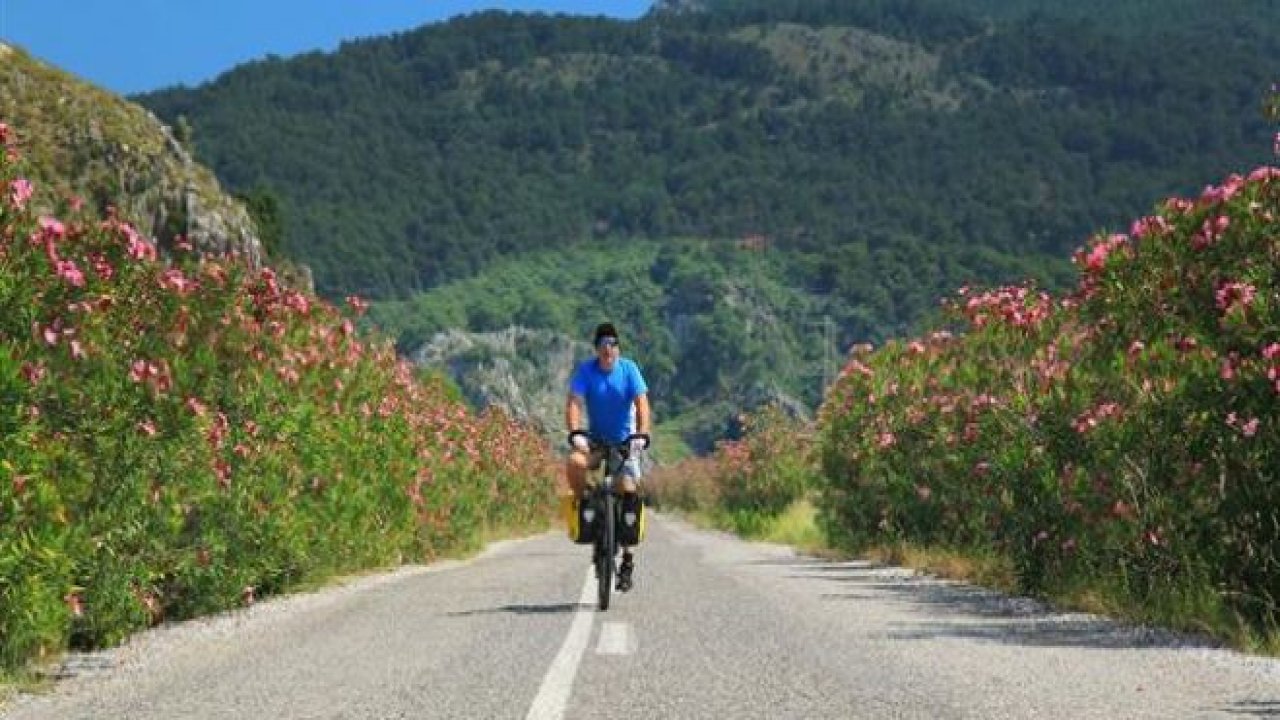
{"left": 565, "top": 393, "right": 584, "bottom": 432}
{"left": 634, "top": 393, "right": 652, "bottom": 436}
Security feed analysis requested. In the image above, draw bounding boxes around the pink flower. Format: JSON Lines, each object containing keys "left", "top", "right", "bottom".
{"left": 345, "top": 295, "right": 369, "bottom": 316}
{"left": 20, "top": 362, "right": 46, "bottom": 385}
{"left": 1129, "top": 215, "right": 1170, "bottom": 239}
{"left": 1201, "top": 174, "right": 1244, "bottom": 204}
{"left": 158, "top": 268, "right": 198, "bottom": 295}
{"left": 1248, "top": 166, "right": 1280, "bottom": 183}
{"left": 215, "top": 459, "right": 232, "bottom": 489}
{"left": 138, "top": 420, "right": 158, "bottom": 437}
{"left": 1073, "top": 402, "right": 1121, "bottom": 433}
{"left": 1242, "top": 418, "right": 1260, "bottom": 438}
{"left": 8, "top": 178, "right": 33, "bottom": 209}
{"left": 55, "top": 259, "right": 86, "bottom": 287}
{"left": 1215, "top": 281, "right": 1256, "bottom": 314}
{"left": 1192, "top": 215, "right": 1230, "bottom": 250}
{"left": 284, "top": 291, "right": 310, "bottom": 315}
{"left": 129, "top": 360, "right": 154, "bottom": 383}
{"left": 842, "top": 360, "right": 874, "bottom": 378}
{"left": 123, "top": 225, "right": 157, "bottom": 262}
{"left": 38, "top": 216, "right": 66, "bottom": 239}
{"left": 185, "top": 396, "right": 208, "bottom": 417}
{"left": 69, "top": 340, "right": 86, "bottom": 361}
{"left": 1077, "top": 233, "right": 1129, "bottom": 272}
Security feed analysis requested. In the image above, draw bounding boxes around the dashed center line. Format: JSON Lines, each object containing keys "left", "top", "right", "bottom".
{"left": 595, "top": 621, "right": 636, "bottom": 655}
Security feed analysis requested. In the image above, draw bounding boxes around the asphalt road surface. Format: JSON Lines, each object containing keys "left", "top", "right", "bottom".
{"left": 4, "top": 514, "right": 1278, "bottom": 719}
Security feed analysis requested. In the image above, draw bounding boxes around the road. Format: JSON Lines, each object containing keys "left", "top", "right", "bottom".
{"left": 4, "top": 514, "right": 1277, "bottom": 719}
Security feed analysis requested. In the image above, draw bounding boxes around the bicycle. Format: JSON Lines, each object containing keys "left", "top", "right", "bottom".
{"left": 579, "top": 437, "right": 644, "bottom": 611}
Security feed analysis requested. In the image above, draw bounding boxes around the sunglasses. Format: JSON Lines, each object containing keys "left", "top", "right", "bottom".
{"left": 595, "top": 337, "right": 619, "bottom": 349}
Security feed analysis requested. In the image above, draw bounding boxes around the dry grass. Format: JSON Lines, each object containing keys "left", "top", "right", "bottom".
{"left": 862, "top": 544, "right": 1017, "bottom": 593}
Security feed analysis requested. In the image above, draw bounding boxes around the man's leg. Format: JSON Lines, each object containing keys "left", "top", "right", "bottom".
{"left": 561, "top": 451, "right": 590, "bottom": 531}
{"left": 617, "top": 476, "right": 639, "bottom": 591}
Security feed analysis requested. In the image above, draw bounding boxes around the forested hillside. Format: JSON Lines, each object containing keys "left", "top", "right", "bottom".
{"left": 133, "top": 0, "right": 1279, "bottom": 449}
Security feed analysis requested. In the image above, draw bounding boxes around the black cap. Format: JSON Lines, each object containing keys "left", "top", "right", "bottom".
{"left": 593, "top": 322, "right": 619, "bottom": 344}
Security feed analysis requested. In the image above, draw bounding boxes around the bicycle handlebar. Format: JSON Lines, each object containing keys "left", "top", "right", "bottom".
{"left": 568, "top": 431, "right": 651, "bottom": 454}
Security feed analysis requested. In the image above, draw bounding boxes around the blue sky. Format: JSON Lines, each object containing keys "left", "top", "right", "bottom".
{"left": 1, "top": 1, "right": 653, "bottom": 95}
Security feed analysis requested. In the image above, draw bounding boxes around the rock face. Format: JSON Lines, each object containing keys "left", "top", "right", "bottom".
{"left": 412, "top": 327, "right": 587, "bottom": 438}
{"left": 0, "top": 42, "right": 264, "bottom": 268}
{"left": 652, "top": 0, "right": 708, "bottom": 15}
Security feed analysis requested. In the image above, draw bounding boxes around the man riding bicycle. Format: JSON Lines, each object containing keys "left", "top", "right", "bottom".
{"left": 564, "top": 322, "right": 651, "bottom": 592}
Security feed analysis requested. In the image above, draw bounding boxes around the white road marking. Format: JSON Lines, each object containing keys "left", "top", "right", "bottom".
{"left": 525, "top": 568, "right": 595, "bottom": 720}
{"left": 595, "top": 622, "right": 635, "bottom": 655}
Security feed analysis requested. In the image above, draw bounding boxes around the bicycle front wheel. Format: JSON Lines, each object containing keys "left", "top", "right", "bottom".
{"left": 597, "top": 493, "right": 615, "bottom": 611}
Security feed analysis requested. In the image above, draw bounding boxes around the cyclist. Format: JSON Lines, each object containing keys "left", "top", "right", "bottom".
{"left": 564, "top": 322, "right": 652, "bottom": 591}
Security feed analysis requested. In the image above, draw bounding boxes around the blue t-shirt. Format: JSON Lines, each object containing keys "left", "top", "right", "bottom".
{"left": 569, "top": 357, "right": 648, "bottom": 442}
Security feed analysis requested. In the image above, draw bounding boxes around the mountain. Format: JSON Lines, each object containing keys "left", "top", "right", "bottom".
{"left": 0, "top": 42, "right": 267, "bottom": 269}
{"left": 134, "top": 2, "right": 1275, "bottom": 300}
{"left": 126, "top": 1, "right": 1279, "bottom": 450}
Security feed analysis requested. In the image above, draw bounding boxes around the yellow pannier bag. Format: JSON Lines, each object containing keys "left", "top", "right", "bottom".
{"left": 563, "top": 496, "right": 598, "bottom": 544}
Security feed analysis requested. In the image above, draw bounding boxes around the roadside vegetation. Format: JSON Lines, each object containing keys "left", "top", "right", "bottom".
{"left": 647, "top": 404, "right": 825, "bottom": 551}
{"left": 814, "top": 160, "right": 1280, "bottom": 653}
{"left": 0, "top": 124, "right": 557, "bottom": 678}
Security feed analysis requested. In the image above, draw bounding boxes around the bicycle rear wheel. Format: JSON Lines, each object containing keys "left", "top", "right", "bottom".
{"left": 597, "top": 493, "right": 615, "bottom": 611}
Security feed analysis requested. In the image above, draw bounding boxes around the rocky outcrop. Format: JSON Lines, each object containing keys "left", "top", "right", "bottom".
{"left": 412, "top": 327, "right": 587, "bottom": 437}
{"left": 651, "top": 0, "right": 709, "bottom": 15}
{"left": 0, "top": 41, "right": 264, "bottom": 269}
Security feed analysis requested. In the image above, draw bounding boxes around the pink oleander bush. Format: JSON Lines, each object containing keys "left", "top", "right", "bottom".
{"left": 649, "top": 405, "right": 818, "bottom": 535}
{"left": 0, "top": 122, "right": 556, "bottom": 671}
{"left": 714, "top": 406, "right": 816, "bottom": 524}
{"left": 817, "top": 161, "right": 1280, "bottom": 632}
